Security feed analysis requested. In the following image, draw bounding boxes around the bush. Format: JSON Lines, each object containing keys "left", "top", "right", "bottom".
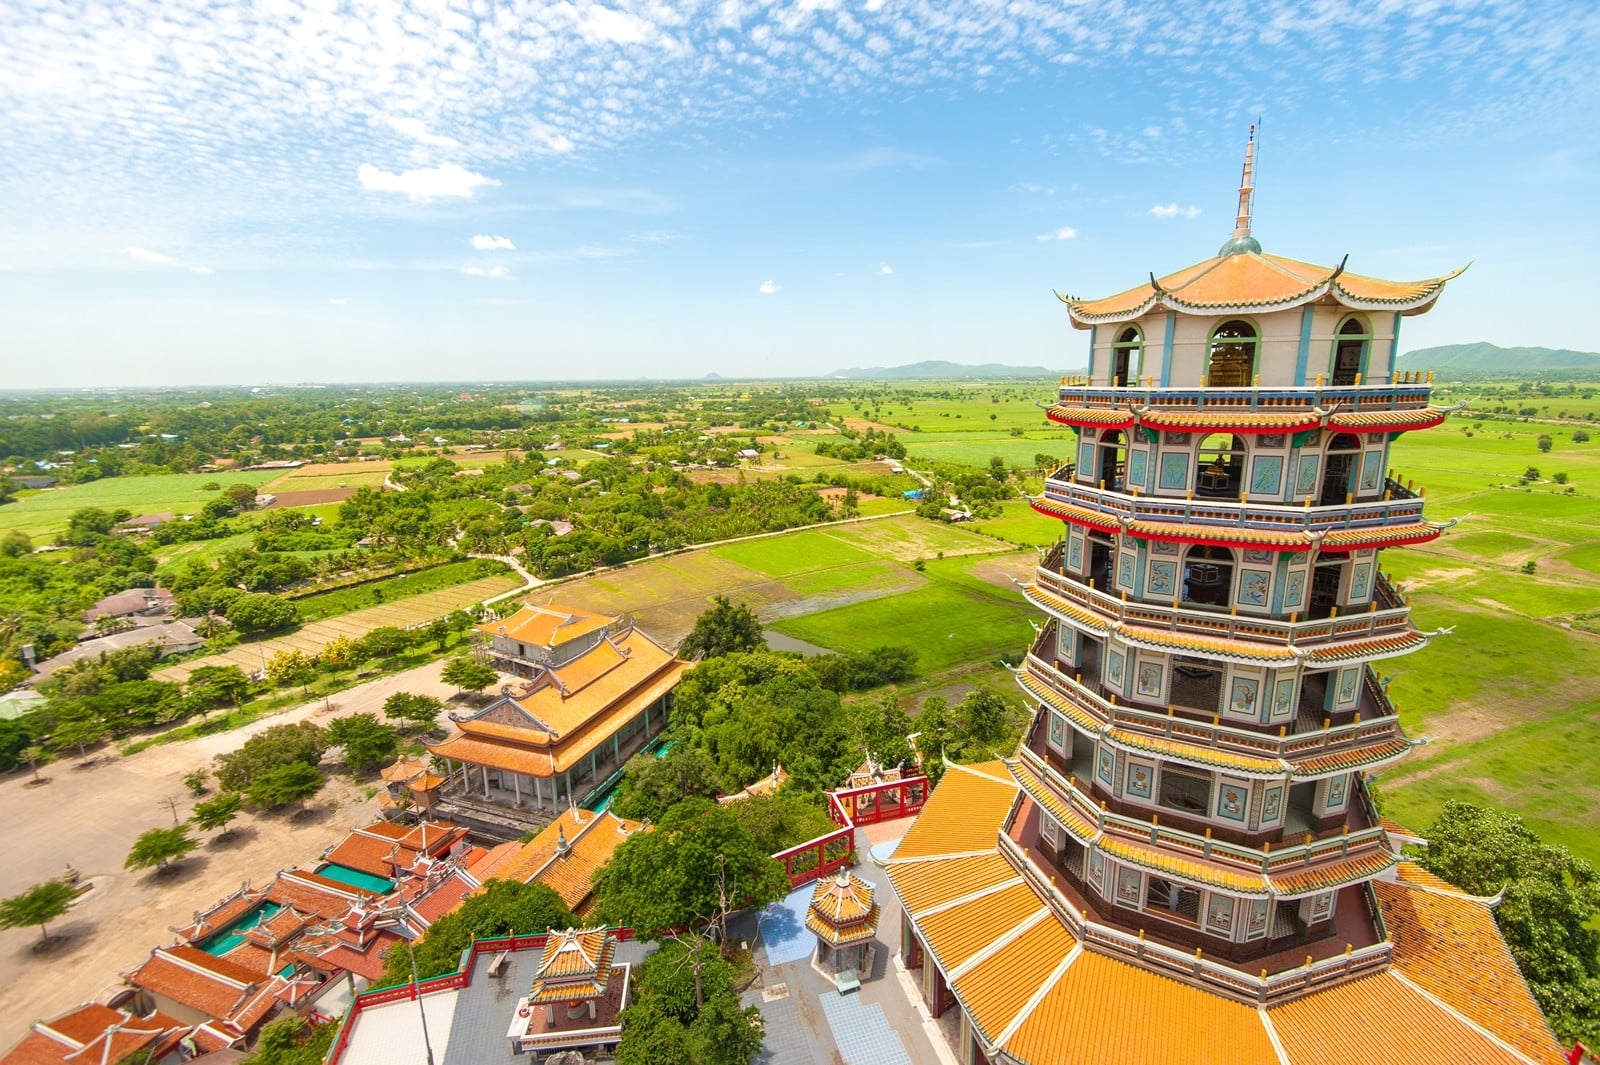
{"left": 214, "top": 721, "right": 327, "bottom": 791}
{"left": 225, "top": 593, "right": 300, "bottom": 634}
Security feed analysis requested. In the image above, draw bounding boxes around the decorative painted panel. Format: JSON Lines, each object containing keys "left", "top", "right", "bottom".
{"left": 1078, "top": 442, "right": 1096, "bottom": 477}
{"left": 1290, "top": 551, "right": 1309, "bottom": 564}
{"left": 1243, "top": 549, "right": 1272, "bottom": 564}
{"left": 1284, "top": 571, "right": 1306, "bottom": 610}
{"left": 1349, "top": 562, "right": 1372, "bottom": 601}
{"left": 1151, "top": 540, "right": 1178, "bottom": 556}
{"left": 1360, "top": 451, "right": 1383, "bottom": 492}
{"left": 1136, "top": 660, "right": 1164, "bottom": 699}
{"left": 1126, "top": 762, "right": 1153, "bottom": 800}
{"left": 1089, "top": 849, "right": 1105, "bottom": 889}
{"left": 1272, "top": 678, "right": 1295, "bottom": 719}
{"left": 1336, "top": 668, "right": 1360, "bottom": 707}
{"left": 1326, "top": 774, "right": 1348, "bottom": 809}
{"left": 1247, "top": 899, "right": 1270, "bottom": 939}
{"left": 1147, "top": 561, "right": 1177, "bottom": 597}
{"left": 1127, "top": 448, "right": 1148, "bottom": 489}
{"left": 1217, "top": 781, "right": 1247, "bottom": 822}
{"left": 1158, "top": 452, "right": 1189, "bottom": 491}
{"left": 1310, "top": 892, "right": 1334, "bottom": 922}
{"left": 1116, "top": 866, "right": 1142, "bottom": 906}
{"left": 1165, "top": 432, "right": 1192, "bottom": 446}
{"left": 1228, "top": 676, "right": 1260, "bottom": 717}
{"left": 1040, "top": 815, "right": 1058, "bottom": 849}
{"left": 1068, "top": 533, "right": 1083, "bottom": 571}
{"left": 1097, "top": 746, "right": 1116, "bottom": 786}
{"left": 1295, "top": 455, "right": 1319, "bottom": 497}
{"left": 1239, "top": 569, "right": 1270, "bottom": 607}
{"left": 1259, "top": 434, "right": 1287, "bottom": 449}
{"left": 1048, "top": 711, "right": 1066, "bottom": 751}
{"left": 1206, "top": 894, "right": 1235, "bottom": 934}
{"left": 1260, "top": 786, "right": 1283, "bottom": 821}
{"left": 1250, "top": 455, "right": 1284, "bottom": 495}
{"left": 1105, "top": 649, "right": 1125, "bottom": 690}
{"left": 1117, "top": 553, "right": 1136, "bottom": 591}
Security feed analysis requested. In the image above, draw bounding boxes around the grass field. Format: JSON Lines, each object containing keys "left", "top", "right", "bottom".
{"left": 0, "top": 472, "right": 277, "bottom": 540}
{"left": 290, "top": 558, "right": 512, "bottom": 622}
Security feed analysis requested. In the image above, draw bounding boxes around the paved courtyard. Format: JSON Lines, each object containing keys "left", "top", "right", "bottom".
{"left": 740, "top": 821, "right": 959, "bottom": 1065}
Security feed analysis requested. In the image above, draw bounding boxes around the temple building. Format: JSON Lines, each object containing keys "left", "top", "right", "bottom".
{"left": 427, "top": 605, "right": 687, "bottom": 834}
{"left": 886, "top": 134, "right": 1568, "bottom": 1065}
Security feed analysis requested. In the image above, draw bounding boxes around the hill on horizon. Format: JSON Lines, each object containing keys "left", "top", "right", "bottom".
{"left": 1398, "top": 342, "right": 1600, "bottom": 376}
{"left": 826, "top": 360, "right": 1067, "bottom": 380}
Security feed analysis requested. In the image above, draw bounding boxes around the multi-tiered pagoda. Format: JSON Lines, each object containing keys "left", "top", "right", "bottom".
{"left": 886, "top": 136, "right": 1568, "bottom": 1065}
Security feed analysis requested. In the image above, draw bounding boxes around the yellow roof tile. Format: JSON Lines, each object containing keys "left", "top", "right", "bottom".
{"left": 486, "top": 808, "right": 644, "bottom": 911}
{"left": 916, "top": 883, "right": 1044, "bottom": 972}
{"left": 953, "top": 916, "right": 1076, "bottom": 1043}
{"left": 1376, "top": 872, "right": 1566, "bottom": 1065}
{"left": 1269, "top": 971, "right": 1537, "bottom": 1065}
{"left": 478, "top": 604, "right": 612, "bottom": 648}
{"left": 887, "top": 853, "right": 1019, "bottom": 916}
{"left": 890, "top": 764, "right": 1017, "bottom": 861}
{"left": 1003, "top": 951, "right": 1281, "bottom": 1065}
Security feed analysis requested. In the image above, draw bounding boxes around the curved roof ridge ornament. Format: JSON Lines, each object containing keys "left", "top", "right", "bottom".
{"left": 1329, "top": 253, "right": 1350, "bottom": 281}
{"left": 1149, "top": 271, "right": 1166, "bottom": 297}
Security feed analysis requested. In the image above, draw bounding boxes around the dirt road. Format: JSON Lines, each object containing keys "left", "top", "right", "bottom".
{"left": 0, "top": 658, "right": 462, "bottom": 1048}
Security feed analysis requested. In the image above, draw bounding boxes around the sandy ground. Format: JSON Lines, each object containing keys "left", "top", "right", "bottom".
{"left": 0, "top": 658, "right": 465, "bottom": 1049}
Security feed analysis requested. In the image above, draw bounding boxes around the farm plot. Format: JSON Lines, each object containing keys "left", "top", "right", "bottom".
{"left": 154, "top": 572, "right": 521, "bottom": 682}
{"left": 0, "top": 472, "right": 277, "bottom": 540}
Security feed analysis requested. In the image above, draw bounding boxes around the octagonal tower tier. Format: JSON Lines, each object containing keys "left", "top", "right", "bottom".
{"left": 1012, "top": 132, "right": 1465, "bottom": 963}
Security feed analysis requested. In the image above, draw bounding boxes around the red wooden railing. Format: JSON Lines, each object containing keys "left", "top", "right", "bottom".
{"left": 770, "top": 776, "right": 929, "bottom": 888}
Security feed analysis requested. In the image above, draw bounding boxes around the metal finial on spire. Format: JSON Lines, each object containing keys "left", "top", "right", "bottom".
{"left": 1219, "top": 124, "right": 1263, "bottom": 258}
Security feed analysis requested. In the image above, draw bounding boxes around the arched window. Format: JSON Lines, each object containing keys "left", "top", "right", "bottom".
{"left": 1181, "top": 544, "right": 1235, "bottom": 607}
{"left": 1331, "top": 316, "right": 1371, "bottom": 386}
{"left": 1207, "top": 319, "right": 1258, "bottom": 386}
{"left": 1194, "top": 433, "right": 1246, "bottom": 497}
{"left": 1319, "top": 433, "right": 1361, "bottom": 505}
{"left": 1111, "top": 326, "right": 1143, "bottom": 387}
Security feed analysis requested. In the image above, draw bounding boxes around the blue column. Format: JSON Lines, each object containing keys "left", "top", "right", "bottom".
{"left": 1160, "top": 312, "right": 1176, "bottom": 386}
{"left": 1087, "top": 326, "right": 1098, "bottom": 381}
{"left": 1387, "top": 312, "right": 1404, "bottom": 377}
{"left": 1294, "top": 306, "right": 1314, "bottom": 385}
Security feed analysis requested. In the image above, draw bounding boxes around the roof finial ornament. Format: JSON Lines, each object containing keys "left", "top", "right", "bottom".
{"left": 1219, "top": 123, "right": 1263, "bottom": 258}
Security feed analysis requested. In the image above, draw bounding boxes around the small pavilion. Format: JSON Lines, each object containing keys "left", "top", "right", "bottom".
{"left": 805, "top": 872, "right": 880, "bottom": 974}
{"left": 376, "top": 756, "right": 445, "bottom": 818}
{"left": 505, "top": 928, "right": 631, "bottom": 1059}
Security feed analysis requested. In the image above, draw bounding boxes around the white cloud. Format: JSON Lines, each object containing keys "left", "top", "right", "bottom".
{"left": 470, "top": 234, "right": 516, "bottom": 251}
{"left": 1150, "top": 203, "right": 1202, "bottom": 218}
{"left": 462, "top": 265, "right": 511, "bottom": 279}
{"left": 190, "top": 265, "right": 213, "bottom": 274}
{"left": 123, "top": 246, "right": 172, "bottom": 265}
{"left": 758, "top": 280, "right": 780, "bottom": 294}
{"left": 880, "top": 264, "right": 894, "bottom": 275}
{"left": 358, "top": 163, "right": 499, "bottom": 202}
{"left": 328, "top": 298, "right": 347, "bottom": 305}
{"left": 385, "top": 117, "right": 459, "bottom": 149}
{"left": 1036, "top": 227, "right": 1078, "bottom": 241}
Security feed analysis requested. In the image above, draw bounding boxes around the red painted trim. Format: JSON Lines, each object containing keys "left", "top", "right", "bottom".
{"left": 1328, "top": 414, "right": 1446, "bottom": 433}
{"left": 1046, "top": 409, "right": 1134, "bottom": 430}
{"left": 1140, "top": 417, "right": 1321, "bottom": 436}
{"left": 1027, "top": 499, "right": 1119, "bottom": 532}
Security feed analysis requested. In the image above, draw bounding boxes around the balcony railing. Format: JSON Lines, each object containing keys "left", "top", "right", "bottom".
{"left": 1039, "top": 476, "right": 1427, "bottom": 532}
{"left": 1014, "top": 742, "right": 1389, "bottom": 875}
{"left": 1019, "top": 654, "right": 1409, "bottom": 767}
{"left": 995, "top": 828, "right": 1393, "bottom": 1005}
{"left": 1054, "top": 380, "right": 1432, "bottom": 414}
{"left": 1028, "top": 558, "right": 1415, "bottom": 648}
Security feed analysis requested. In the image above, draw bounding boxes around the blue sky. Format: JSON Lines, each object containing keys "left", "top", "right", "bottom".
{"left": 2, "top": 0, "right": 1597, "bottom": 387}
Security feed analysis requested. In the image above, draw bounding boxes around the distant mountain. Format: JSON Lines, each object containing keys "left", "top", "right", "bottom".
{"left": 1398, "top": 342, "right": 1600, "bottom": 377}
{"left": 826, "top": 360, "right": 1064, "bottom": 380}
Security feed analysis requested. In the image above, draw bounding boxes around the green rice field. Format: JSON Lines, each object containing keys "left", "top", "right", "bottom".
{"left": 0, "top": 472, "right": 277, "bottom": 540}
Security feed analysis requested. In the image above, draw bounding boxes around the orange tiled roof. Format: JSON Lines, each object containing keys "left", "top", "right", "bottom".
{"left": 324, "top": 820, "right": 465, "bottom": 879}
{"left": 528, "top": 928, "right": 618, "bottom": 1002}
{"left": 890, "top": 762, "right": 1018, "bottom": 862}
{"left": 805, "top": 872, "right": 879, "bottom": 946}
{"left": 1268, "top": 849, "right": 1398, "bottom": 895}
{"left": 265, "top": 871, "right": 374, "bottom": 918}
{"left": 127, "top": 946, "right": 258, "bottom": 1024}
{"left": 485, "top": 808, "right": 643, "bottom": 911}
{"left": 1290, "top": 737, "right": 1412, "bottom": 776}
{"left": 1007, "top": 758, "right": 1099, "bottom": 840}
{"left": 1377, "top": 868, "right": 1566, "bottom": 1065}
{"left": 1002, "top": 951, "right": 1282, "bottom": 1065}
{"left": 176, "top": 889, "right": 268, "bottom": 942}
{"left": 954, "top": 914, "right": 1077, "bottom": 1045}
{"left": 887, "top": 852, "right": 1019, "bottom": 916}
{"left": 1139, "top": 409, "right": 1323, "bottom": 433}
{"left": 1303, "top": 631, "right": 1430, "bottom": 664}
{"left": 1058, "top": 250, "right": 1463, "bottom": 326}
{"left": 410, "top": 872, "right": 476, "bottom": 925}
{"left": 1269, "top": 971, "right": 1546, "bottom": 1065}
{"left": 916, "top": 883, "right": 1047, "bottom": 973}
{"left": 478, "top": 604, "right": 612, "bottom": 649}
{"left": 1328, "top": 408, "right": 1448, "bottom": 431}
{"left": 1027, "top": 497, "right": 1121, "bottom": 532}
{"left": 1, "top": 1006, "right": 185, "bottom": 1065}
{"left": 1104, "top": 728, "right": 1287, "bottom": 776}
{"left": 1097, "top": 836, "right": 1270, "bottom": 895}
{"left": 1045, "top": 407, "right": 1136, "bottom": 430}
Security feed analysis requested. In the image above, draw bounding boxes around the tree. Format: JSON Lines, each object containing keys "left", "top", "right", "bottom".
{"left": 50, "top": 710, "right": 106, "bottom": 760}
{"left": 0, "top": 531, "right": 32, "bottom": 558}
{"left": 225, "top": 593, "right": 300, "bottom": 634}
{"left": 265, "top": 649, "right": 316, "bottom": 690}
{"left": 679, "top": 596, "right": 766, "bottom": 660}
{"left": 187, "top": 664, "right": 251, "bottom": 708}
{"left": 0, "top": 879, "right": 76, "bottom": 945}
{"left": 611, "top": 744, "right": 724, "bottom": 823}
{"left": 593, "top": 799, "right": 789, "bottom": 941}
{"left": 1418, "top": 801, "right": 1600, "bottom": 1045}
{"left": 214, "top": 721, "right": 327, "bottom": 791}
{"left": 247, "top": 761, "right": 325, "bottom": 812}
{"left": 20, "top": 745, "right": 49, "bottom": 784}
{"left": 378, "top": 880, "right": 577, "bottom": 986}
{"left": 327, "top": 712, "right": 400, "bottom": 772}
{"left": 382, "top": 691, "right": 445, "bottom": 732}
{"left": 183, "top": 768, "right": 210, "bottom": 796}
{"left": 616, "top": 938, "right": 765, "bottom": 1065}
{"left": 125, "top": 825, "right": 198, "bottom": 872}
{"left": 355, "top": 626, "right": 412, "bottom": 661}
{"left": 1537, "top": 434, "right": 1553, "bottom": 453}
{"left": 440, "top": 656, "right": 500, "bottom": 695}
{"left": 241, "top": 1015, "right": 337, "bottom": 1065}
{"left": 318, "top": 634, "right": 357, "bottom": 670}
{"left": 190, "top": 791, "right": 245, "bottom": 838}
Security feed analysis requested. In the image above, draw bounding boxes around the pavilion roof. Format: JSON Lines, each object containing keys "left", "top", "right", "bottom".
{"left": 528, "top": 928, "right": 618, "bottom": 1003}
{"left": 0, "top": 1005, "right": 188, "bottom": 1065}
{"left": 477, "top": 604, "right": 613, "bottom": 649}
{"left": 804, "top": 873, "right": 880, "bottom": 947}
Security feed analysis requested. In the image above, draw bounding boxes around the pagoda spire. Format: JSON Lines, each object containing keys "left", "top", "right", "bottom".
{"left": 1220, "top": 125, "right": 1263, "bottom": 257}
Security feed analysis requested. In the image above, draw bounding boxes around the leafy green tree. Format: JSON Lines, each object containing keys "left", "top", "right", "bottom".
{"left": 247, "top": 761, "right": 325, "bottom": 811}
{"left": 0, "top": 531, "right": 32, "bottom": 558}
{"left": 726, "top": 791, "right": 839, "bottom": 855}
{"left": 0, "top": 879, "right": 77, "bottom": 945}
{"left": 377, "top": 880, "right": 577, "bottom": 986}
{"left": 617, "top": 938, "right": 764, "bottom": 1065}
{"left": 224, "top": 593, "right": 300, "bottom": 634}
{"left": 20, "top": 745, "right": 49, "bottom": 784}
{"left": 214, "top": 722, "right": 326, "bottom": 791}
{"left": 594, "top": 799, "right": 789, "bottom": 941}
{"left": 679, "top": 596, "right": 766, "bottom": 660}
{"left": 611, "top": 744, "right": 724, "bottom": 823}
{"left": 327, "top": 712, "right": 400, "bottom": 772}
{"left": 265, "top": 649, "right": 316, "bottom": 690}
{"left": 355, "top": 626, "right": 412, "bottom": 661}
{"left": 190, "top": 791, "right": 245, "bottom": 838}
{"left": 50, "top": 710, "right": 106, "bottom": 760}
{"left": 440, "top": 656, "right": 500, "bottom": 694}
{"left": 186, "top": 664, "right": 251, "bottom": 708}
{"left": 382, "top": 691, "right": 445, "bottom": 732}
{"left": 125, "top": 825, "right": 198, "bottom": 872}
{"left": 241, "top": 1014, "right": 337, "bottom": 1065}
{"left": 1419, "top": 801, "right": 1600, "bottom": 1045}
{"left": 183, "top": 768, "right": 210, "bottom": 796}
